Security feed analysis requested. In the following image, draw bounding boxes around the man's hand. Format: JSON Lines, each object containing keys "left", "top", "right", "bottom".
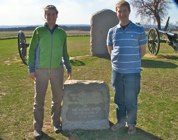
{"left": 67, "top": 72, "right": 72, "bottom": 80}
{"left": 29, "top": 72, "right": 36, "bottom": 80}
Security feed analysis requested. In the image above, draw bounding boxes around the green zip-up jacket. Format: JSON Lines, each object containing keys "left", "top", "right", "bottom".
{"left": 28, "top": 24, "right": 71, "bottom": 73}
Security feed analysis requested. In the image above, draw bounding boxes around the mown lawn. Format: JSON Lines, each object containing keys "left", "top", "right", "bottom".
{"left": 0, "top": 36, "right": 178, "bottom": 140}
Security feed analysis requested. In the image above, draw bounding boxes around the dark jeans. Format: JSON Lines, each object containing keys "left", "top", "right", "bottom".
{"left": 111, "top": 70, "right": 141, "bottom": 126}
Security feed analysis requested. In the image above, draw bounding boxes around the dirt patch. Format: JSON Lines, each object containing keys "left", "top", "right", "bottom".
{"left": 3, "top": 55, "right": 22, "bottom": 65}
{"left": 43, "top": 121, "right": 53, "bottom": 133}
{"left": 0, "top": 92, "right": 7, "bottom": 96}
{"left": 144, "top": 53, "right": 157, "bottom": 58}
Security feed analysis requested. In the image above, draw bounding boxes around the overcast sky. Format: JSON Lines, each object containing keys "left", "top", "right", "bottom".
{"left": 0, "top": 0, "right": 178, "bottom": 25}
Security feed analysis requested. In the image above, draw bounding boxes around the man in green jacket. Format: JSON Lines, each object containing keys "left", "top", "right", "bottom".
{"left": 28, "top": 5, "right": 72, "bottom": 139}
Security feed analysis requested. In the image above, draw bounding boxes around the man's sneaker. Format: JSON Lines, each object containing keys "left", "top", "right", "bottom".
{"left": 34, "top": 135, "right": 42, "bottom": 140}
{"left": 128, "top": 125, "right": 136, "bottom": 135}
{"left": 54, "top": 126, "right": 62, "bottom": 134}
{"left": 111, "top": 123, "right": 125, "bottom": 131}
{"left": 34, "top": 131, "right": 43, "bottom": 140}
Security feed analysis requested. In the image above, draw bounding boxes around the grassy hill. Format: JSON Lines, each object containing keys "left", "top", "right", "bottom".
{"left": 0, "top": 35, "right": 178, "bottom": 140}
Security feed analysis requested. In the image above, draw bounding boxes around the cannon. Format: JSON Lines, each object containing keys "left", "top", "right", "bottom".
{"left": 147, "top": 17, "right": 178, "bottom": 55}
{"left": 17, "top": 31, "right": 29, "bottom": 65}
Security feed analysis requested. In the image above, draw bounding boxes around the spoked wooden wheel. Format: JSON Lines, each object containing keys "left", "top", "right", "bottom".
{"left": 147, "top": 28, "right": 160, "bottom": 55}
{"left": 17, "top": 31, "right": 29, "bottom": 65}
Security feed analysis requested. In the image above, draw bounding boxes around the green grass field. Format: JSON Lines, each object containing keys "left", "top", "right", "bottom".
{"left": 0, "top": 35, "right": 178, "bottom": 140}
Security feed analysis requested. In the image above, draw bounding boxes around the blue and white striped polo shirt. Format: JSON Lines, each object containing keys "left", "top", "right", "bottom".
{"left": 107, "top": 21, "right": 147, "bottom": 73}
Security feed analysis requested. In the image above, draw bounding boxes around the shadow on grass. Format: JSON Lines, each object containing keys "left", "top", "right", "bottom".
{"left": 142, "top": 59, "right": 177, "bottom": 68}
{"left": 70, "top": 59, "right": 85, "bottom": 66}
{"left": 60, "top": 121, "right": 161, "bottom": 140}
{"left": 61, "top": 127, "right": 162, "bottom": 140}
{"left": 157, "top": 54, "right": 178, "bottom": 60}
{"left": 37, "top": 132, "right": 55, "bottom": 140}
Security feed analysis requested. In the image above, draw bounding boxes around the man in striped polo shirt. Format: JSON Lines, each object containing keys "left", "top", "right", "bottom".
{"left": 107, "top": 0, "right": 147, "bottom": 135}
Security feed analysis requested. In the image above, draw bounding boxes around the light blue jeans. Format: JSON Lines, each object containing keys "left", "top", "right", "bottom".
{"left": 111, "top": 70, "right": 141, "bottom": 126}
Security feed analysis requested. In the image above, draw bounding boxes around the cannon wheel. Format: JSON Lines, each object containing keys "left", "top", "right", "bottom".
{"left": 17, "top": 31, "right": 29, "bottom": 65}
{"left": 147, "top": 28, "right": 160, "bottom": 55}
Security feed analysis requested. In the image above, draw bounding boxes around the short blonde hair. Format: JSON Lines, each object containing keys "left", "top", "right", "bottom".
{"left": 44, "top": 5, "right": 58, "bottom": 14}
{"left": 115, "top": 0, "right": 131, "bottom": 12}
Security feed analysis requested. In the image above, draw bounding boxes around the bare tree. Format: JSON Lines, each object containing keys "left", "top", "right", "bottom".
{"left": 130, "top": 0, "right": 171, "bottom": 29}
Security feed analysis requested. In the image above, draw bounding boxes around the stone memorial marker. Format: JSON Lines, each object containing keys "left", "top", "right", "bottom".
{"left": 61, "top": 80, "right": 110, "bottom": 130}
{"left": 90, "top": 9, "right": 119, "bottom": 57}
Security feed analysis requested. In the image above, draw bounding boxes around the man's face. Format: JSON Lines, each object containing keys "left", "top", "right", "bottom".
{"left": 116, "top": 6, "right": 130, "bottom": 22}
{"left": 45, "top": 9, "right": 58, "bottom": 25}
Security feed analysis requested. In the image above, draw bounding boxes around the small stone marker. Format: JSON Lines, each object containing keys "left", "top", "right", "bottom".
{"left": 61, "top": 80, "right": 110, "bottom": 130}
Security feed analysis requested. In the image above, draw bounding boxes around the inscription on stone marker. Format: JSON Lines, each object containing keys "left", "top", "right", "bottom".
{"left": 67, "top": 104, "right": 105, "bottom": 121}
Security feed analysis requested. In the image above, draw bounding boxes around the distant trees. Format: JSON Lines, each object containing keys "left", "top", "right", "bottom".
{"left": 176, "top": 21, "right": 178, "bottom": 25}
{"left": 130, "top": 0, "right": 171, "bottom": 29}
